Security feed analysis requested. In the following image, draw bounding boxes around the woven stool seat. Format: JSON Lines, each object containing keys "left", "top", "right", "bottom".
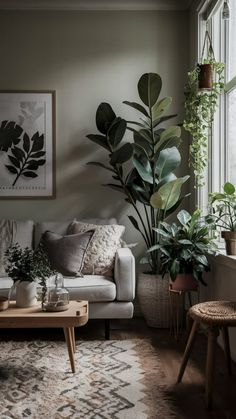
{"left": 177, "top": 300, "right": 236, "bottom": 408}
{"left": 189, "top": 301, "right": 236, "bottom": 326}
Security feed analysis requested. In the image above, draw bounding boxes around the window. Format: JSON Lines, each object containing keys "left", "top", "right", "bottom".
{"left": 197, "top": 0, "right": 236, "bottom": 211}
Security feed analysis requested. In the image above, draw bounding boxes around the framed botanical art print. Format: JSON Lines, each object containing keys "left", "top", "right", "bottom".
{"left": 0, "top": 91, "right": 55, "bottom": 199}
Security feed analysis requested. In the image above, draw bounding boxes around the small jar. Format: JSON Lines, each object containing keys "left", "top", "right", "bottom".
{"left": 43, "top": 274, "right": 69, "bottom": 312}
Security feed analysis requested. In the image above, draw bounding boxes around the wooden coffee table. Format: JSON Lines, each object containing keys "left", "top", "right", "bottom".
{"left": 0, "top": 300, "right": 88, "bottom": 373}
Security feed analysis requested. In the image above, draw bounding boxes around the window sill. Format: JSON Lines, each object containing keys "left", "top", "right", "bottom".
{"left": 208, "top": 251, "right": 236, "bottom": 270}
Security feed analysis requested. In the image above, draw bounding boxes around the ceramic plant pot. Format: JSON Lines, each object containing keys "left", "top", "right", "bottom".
{"left": 15, "top": 281, "right": 38, "bottom": 308}
{"left": 137, "top": 273, "right": 170, "bottom": 328}
{"left": 169, "top": 273, "right": 198, "bottom": 292}
{"left": 221, "top": 231, "right": 236, "bottom": 255}
{"left": 198, "top": 63, "right": 213, "bottom": 90}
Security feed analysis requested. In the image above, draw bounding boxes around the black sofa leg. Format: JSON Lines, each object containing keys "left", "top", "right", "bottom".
{"left": 105, "top": 319, "right": 110, "bottom": 340}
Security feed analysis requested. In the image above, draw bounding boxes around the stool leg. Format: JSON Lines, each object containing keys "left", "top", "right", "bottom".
{"left": 177, "top": 319, "right": 199, "bottom": 383}
{"left": 205, "top": 326, "right": 219, "bottom": 409}
{"left": 222, "top": 326, "right": 232, "bottom": 375}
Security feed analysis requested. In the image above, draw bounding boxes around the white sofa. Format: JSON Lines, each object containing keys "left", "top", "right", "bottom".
{"left": 0, "top": 218, "right": 135, "bottom": 338}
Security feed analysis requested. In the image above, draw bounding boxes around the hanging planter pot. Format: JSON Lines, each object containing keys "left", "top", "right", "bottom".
{"left": 198, "top": 63, "right": 213, "bottom": 90}
{"left": 169, "top": 273, "right": 198, "bottom": 292}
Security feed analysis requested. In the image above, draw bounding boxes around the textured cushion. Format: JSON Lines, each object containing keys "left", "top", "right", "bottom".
{"left": 67, "top": 221, "right": 125, "bottom": 277}
{"left": 41, "top": 230, "right": 94, "bottom": 277}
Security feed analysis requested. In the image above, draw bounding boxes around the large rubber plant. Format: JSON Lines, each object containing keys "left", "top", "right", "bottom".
{"left": 87, "top": 73, "right": 189, "bottom": 274}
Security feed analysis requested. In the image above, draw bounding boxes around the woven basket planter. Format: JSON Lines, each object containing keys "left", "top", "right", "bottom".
{"left": 137, "top": 273, "right": 170, "bottom": 328}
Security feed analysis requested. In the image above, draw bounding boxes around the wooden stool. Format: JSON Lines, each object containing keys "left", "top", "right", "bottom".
{"left": 177, "top": 301, "right": 236, "bottom": 408}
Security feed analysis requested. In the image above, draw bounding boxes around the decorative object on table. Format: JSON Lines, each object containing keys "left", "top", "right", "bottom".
{"left": 4, "top": 243, "right": 55, "bottom": 308}
{"left": 87, "top": 72, "right": 189, "bottom": 327}
{"left": 208, "top": 181, "right": 236, "bottom": 255}
{"left": 42, "top": 273, "right": 69, "bottom": 312}
{"left": 0, "top": 296, "right": 9, "bottom": 311}
{"left": 148, "top": 209, "right": 217, "bottom": 291}
{"left": 67, "top": 221, "right": 125, "bottom": 276}
{"left": 0, "top": 91, "right": 55, "bottom": 199}
{"left": 183, "top": 30, "right": 224, "bottom": 187}
{"left": 0, "top": 339, "right": 175, "bottom": 419}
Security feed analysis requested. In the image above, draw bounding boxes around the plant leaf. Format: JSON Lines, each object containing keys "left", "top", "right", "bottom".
{"left": 150, "top": 176, "right": 189, "bottom": 211}
{"left": 132, "top": 155, "right": 153, "bottom": 184}
{"left": 108, "top": 118, "right": 127, "bottom": 148}
{"left": 123, "top": 101, "right": 149, "bottom": 117}
{"left": 155, "top": 147, "right": 181, "bottom": 179}
{"left": 30, "top": 151, "right": 46, "bottom": 158}
{"left": 110, "top": 143, "right": 133, "bottom": 165}
{"left": 8, "top": 155, "right": 21, "bottom": 168}
{"left": 31, "top": 132, "right": 44, "bottom": 152}
{"left": 87, "top": 134, "right": 110, "bottom": 151}
{"left": 96, "top": 103, "right": 116, "bottom": 134}
{"left": 152, "top": 114, "right": 177, "bottom": 128}
{"left": 5, "top": 165, "right": 18, "bottom": 174}
{"left": 12, "top": 146, "right": 25, "bottom": 161}
{"left": 0, "top": 120, "right": 23, "bottom": 151}
{"left": 224, "top": 182, "right": 235, "bottom": 195}
{"left": 151, "top": 97, "right": 172, "bottom": 121}
{"left": 138, "top": 73, "right": 162, "bottom": 108}
{"left": 128, "top": 215, "right": 140, "bottom": 231}
{"left": 177, "top": 209, "right": 192, "bottom": 226}
{"left": 23, "top": 171, "right": 38, "bottom": 178}
{"left": 23, "top": 133, "right": 30, "bottom": 153}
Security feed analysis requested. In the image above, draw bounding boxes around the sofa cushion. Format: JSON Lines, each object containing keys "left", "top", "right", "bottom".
{"left": 67, "top": 221, "right": 125, "bottom": 277}
{"left": 63, "top": 275, "right": 116, "bottom": 302}
{"left": 40, "top": 230, "right": 94, "bottom": 277}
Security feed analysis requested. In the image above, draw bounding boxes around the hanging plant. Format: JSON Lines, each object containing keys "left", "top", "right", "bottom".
{"left": 183, "top": 30, "right": 225, "bottom": 187}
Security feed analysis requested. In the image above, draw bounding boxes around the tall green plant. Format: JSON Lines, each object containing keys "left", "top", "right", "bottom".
{"left": 87, "top": 73, "right": 189, "bottom": 274}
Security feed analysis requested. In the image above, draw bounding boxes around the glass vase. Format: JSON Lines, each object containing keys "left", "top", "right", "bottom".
{"left": 42, "top": 274, "right": 69, "bottom": 312}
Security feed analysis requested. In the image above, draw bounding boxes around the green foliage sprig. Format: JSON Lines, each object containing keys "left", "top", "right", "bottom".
{"left": 148, "top": 209, "right": 217, "bottom": 283}
{"left": 87, "top": 73, "right": 189, "bottom": 274}
{"left": 208, "top": 182, "right": 236, "bottom": 231}
{"left": 183, "top": 59, "right": 224, "bottom": 187}
{"left": 4, "top": 243, "right": 55, "bottom": 283}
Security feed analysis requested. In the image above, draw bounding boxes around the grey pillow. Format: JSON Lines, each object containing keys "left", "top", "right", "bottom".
{"left": 41, "top": 230, "right": 94, "bottom": 277}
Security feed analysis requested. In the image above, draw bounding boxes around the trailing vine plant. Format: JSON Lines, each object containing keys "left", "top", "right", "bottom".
{"left": 183, "top": 31, "right": 225, "bottom": 188}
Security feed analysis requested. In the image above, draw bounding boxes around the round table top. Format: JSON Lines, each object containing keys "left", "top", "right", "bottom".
{"left": 189, "top": 301, "right": 236, "bottom": 325}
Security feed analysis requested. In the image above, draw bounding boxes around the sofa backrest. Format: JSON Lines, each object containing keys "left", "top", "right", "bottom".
{"left": 34, "top": 218, "right": 117, "bottom": 248}
{"left": 15, "top": 220, "right": 34, "bottom": 249}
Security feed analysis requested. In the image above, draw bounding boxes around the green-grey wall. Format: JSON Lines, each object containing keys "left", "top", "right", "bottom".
{"left": 0, "top": 10, "right": 190, "bottom": 253}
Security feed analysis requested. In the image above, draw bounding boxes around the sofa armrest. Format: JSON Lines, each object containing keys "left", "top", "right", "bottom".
{"left": 114, "top": 248, "right": 135, "bottom": 301}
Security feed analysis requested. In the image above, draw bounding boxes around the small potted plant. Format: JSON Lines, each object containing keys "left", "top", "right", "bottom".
{"left": 148, "top": 209, "right": 217, "bottom": 291}
{"left": 208, "top": 182, "right": 236, "bottom": 255}
{"left": 4, "top": 243, "right": 55, "bottom": 308}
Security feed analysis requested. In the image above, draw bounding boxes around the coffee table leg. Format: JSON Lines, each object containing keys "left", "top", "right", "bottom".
{"left": 63, "top": 327, "right": 76, "bottom": 373}
{"left": 70, "top": 327, "right": 76, "bottom": 353}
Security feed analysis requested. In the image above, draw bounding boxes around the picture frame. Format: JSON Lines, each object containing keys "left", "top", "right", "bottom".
{"left": 0, "top": 90, "right": 56, "bottom": 199}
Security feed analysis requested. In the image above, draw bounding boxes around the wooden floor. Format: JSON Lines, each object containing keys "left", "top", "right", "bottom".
{"left": 1, "top": 318, "right": 236, "bottom": 418}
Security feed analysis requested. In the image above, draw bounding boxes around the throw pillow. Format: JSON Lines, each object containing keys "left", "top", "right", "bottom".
{"left": 67, "top": 221, "right": 125, "bottom": 277}
{"left": 41, "top": 229, "right": 94, "bottom": 277}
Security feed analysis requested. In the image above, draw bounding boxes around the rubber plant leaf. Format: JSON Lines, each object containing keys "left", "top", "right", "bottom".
{"left": 123, "top": 101, "right": 149, "bottom": 118}
{"left": 132, "top": 155, "right": 153, "bottom": 184}
{"left": 110, "top": 143, "right": 133, "bottom": 165}
{"left": 96, "top": 102, "right": 116, "bottom": 134}
{"left": 155, "top": 147, "right": 181, "bottom": 179}
{"left": 150, "top": 176, "right": 189, "bottom": 211}
{"left": 151, "top": 97, "right": 172, "bottom": 121}
{"left": 138, "top": 73, "right": 162, "bottom": 108}
{"left": 108, "top": 118, "right": 127, "bottom": 149}
{"left": 86, "top": 134, "right": 110, "bottom": 151}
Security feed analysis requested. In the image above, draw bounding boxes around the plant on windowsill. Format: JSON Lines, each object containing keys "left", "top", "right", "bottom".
{"left": 148, "top": 209, "right": 217, "bottom": 291}
{"left": 183, "top": 30, "right": 225, "bottom": 188}
{"left": 4, "top": 243, "right": 55, "bottom": 308}
{"left": 208, "top": 182, "right": 236, "bottom": 255}
{"left": 86, "top": 72, "right": 189, "bottom": 327}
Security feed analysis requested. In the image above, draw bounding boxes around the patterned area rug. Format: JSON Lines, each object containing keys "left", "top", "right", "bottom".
{"left": 0, "top": 339, "right": 175, "bottom": 419}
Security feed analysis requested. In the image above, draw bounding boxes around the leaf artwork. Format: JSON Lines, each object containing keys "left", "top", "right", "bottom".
{"left": 2, "top": 123, "right": 46, "bottom": 186}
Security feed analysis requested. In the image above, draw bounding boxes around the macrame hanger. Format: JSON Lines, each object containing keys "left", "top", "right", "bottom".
{"left": 200, "top": 26, "right": 215, "bottom": 63}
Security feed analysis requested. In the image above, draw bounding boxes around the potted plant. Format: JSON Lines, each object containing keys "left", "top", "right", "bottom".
{"left": 87, "top": 72, "right": 189, "bottom": 327}
{"left": 208, "top": 182, "right": 236, "bottom": 255}
{"left": 183, "top": 32, "right": 224, "bottom": 187}
{"left": 148, "top": 209, "right": 217, "bottom": 291}
{"left": 4, "top": 243, "right": 55, "bottom": 308}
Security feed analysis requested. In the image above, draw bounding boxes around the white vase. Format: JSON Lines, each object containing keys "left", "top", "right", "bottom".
{"left": 137, "top": 273, "right": 170, "bottom": 328}
{"left": 15, "top": 281, "right": 38, "bottom": 308}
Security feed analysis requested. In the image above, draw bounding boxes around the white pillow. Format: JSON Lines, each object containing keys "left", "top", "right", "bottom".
{"left": 67, "top": 221, "right": 125, "bottom": 277}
